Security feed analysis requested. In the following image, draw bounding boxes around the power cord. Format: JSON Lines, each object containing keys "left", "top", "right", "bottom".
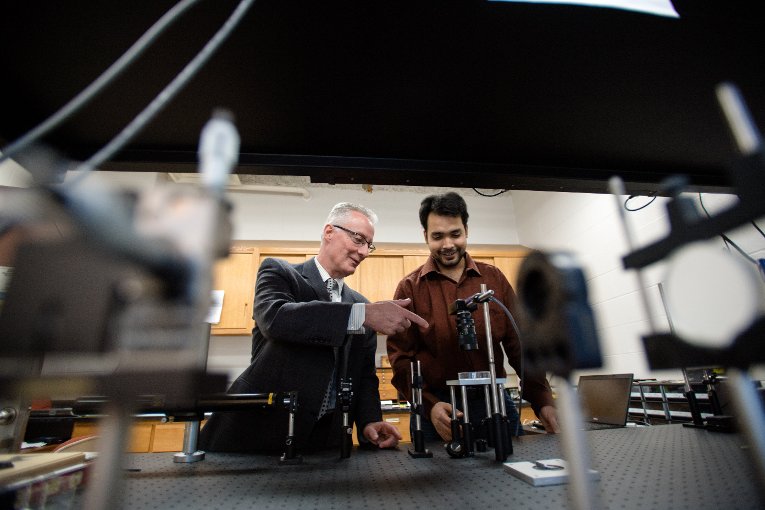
{"left": 488, "top": 295, "right": 524, "bottom": 436}
{"left": 623, "top": 194, "right": 657, "bottom": 212}
{"left": 472, "top": 188, "right": 510, "bottom": 197}
{"left": 698, "top": 193, "right": 758, "bottom": 265}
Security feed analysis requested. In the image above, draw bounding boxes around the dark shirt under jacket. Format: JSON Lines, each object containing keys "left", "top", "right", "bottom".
{"left": 386, "top": 253, "right": 554, "bottom": 419}
{"left": 198, "top": 257, "right": 381, "bottom": 452}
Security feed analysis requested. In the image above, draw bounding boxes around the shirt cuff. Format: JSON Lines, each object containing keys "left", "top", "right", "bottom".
{"left": 347, "top": 302, "right": 366, "bottom": 334}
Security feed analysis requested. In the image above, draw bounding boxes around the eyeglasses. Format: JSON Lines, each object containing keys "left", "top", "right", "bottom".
{"left": 332, "top": 224, "right": 376, "bottom": 252}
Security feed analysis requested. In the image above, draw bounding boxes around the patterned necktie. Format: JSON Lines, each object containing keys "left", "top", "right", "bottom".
{"left": 326, "top": 278, "right": 337, "bottom": 302}
{"left": 319, "top": 277, "right": 338, "bottom": 418}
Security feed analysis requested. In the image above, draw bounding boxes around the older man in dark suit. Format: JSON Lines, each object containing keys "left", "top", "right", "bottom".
{"left": 199, "top": 202, "right": 428, "bottom": 453}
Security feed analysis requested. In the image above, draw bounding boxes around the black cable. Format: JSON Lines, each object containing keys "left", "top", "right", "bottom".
{"left": 624, "top": 194, "right": 657, "bottom": 212}
{"left": 489, "top": 295, "right": 523, "bottom": 436}
{"left": 696, "top": 192, "right": 716, "bottom": 218}
{"left": 697, "top": 193, "right": 731, "bottom": 250}
{"left": 698, "top": 193, "right": 758, "bottom": 265}
{"left": 0, "top": 0, "right": 203, "bottom": 164}
{"left": 752, "top": 221, "right": 765, "bottom": 239}
{"left": 64, "top": 0, "right": 255, "bottom": 189}
{"left": 722, "top": 234, "right": 758, "bottom": 264}
{"left": 472, "top": 188, "right": 510, "bottom": 197}
{"left": 489, "top": 296, "right": 521, "bottom": 339}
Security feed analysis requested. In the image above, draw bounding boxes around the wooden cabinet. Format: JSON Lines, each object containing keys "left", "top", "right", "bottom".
{"left": 356, "top": 256, "right": 404, "bottom": 303}
{"left": 149, "top": 422, "right": 188, "bottom": 452}
{"left": 402, "top": 255, "right": 429, "bottom": 277}
{"left": 377, "top": 368, "right": 400, "bottom": 401}
{"left": 210, "top": 247, "right": 259, "bottom": 335}
{"left": 210, "top": 244, "right": 529, "bottom": 336}
{"left": 492, "top": 256, "right": 525, "bottom": 290}
{"left": 71, "top": 420, "right": 154, "bottom": 453}
{"left": 520, "top": 404, "right": 536, "bottom": 424}
{"left": 70, "top": 420, "right": 203, "bottom": 453}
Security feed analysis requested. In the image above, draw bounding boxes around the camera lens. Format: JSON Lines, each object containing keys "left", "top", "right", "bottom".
{"left": 456, "top": 309, "right": 478, "bottom": 350}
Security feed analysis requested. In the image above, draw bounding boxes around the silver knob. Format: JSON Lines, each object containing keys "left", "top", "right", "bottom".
{"left": 0, "top": 407, "right": 17, "bottom": 425}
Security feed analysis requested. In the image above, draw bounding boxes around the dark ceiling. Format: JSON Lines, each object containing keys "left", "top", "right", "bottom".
{"left": 2, "top": 1, "right": 764, "bottom": 194}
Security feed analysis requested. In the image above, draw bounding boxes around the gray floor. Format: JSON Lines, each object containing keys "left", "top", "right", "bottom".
{"left": 104, "top": 425, "right": 762, "bottom": 510}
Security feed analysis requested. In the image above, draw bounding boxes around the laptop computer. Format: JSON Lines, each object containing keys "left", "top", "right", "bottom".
{"left": 576, "top": 373, "right": 634, "bottom": 430}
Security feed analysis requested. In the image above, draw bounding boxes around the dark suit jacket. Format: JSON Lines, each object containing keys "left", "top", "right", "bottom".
{"left": 198, "top": 257, "right": 381, "bottom": 452}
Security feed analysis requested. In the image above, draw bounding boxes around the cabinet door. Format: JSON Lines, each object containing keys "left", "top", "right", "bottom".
{"left": 150, "top": 422, "right": 187, "bottom": 452}
{"left": 71, "top": 421, "right": 153, "bottom": 453}
{"left": 376, "top": 368, "right": 400, "bottom": 401}
{"left": 211, "top": 249, "right": 258, "bottom": 335}
{"left": 402, "top": 255, "right": 428, "bottom": 278}
{"left": 357, "top": 256, "right": 404, "bottom": 303}
{"left": 492, "top": 256, "right": 526, "bottom": 290}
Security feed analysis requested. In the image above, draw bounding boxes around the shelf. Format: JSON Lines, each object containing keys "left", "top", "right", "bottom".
{"left": 630, "top": 380, "right": 717, "bottom": 425}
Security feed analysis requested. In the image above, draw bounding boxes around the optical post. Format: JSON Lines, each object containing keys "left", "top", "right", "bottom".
{"left": 447, "top": 284, "right": 512, "bottom": 462}
{"left": 408, "top": 360, "right": 433, "bottom": 458}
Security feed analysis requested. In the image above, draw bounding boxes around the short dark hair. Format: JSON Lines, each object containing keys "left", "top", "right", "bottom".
{"left": 419, "top": 192, "right": 469, "bottom": 231}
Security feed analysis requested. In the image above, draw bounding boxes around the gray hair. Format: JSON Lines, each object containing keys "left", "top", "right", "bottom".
{"left": 325, "top": 202, "right": 378, "bottom": 227}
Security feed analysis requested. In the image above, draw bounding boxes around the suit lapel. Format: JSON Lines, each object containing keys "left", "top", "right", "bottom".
{"left": 296, "top": 259, "right": 342, "bottom": 384}
{"left": 340, "top": 284, "right": 351, "bottom": 303}
{"left": 340, "top": 279, "right": 361, "bottom": 304}
{"left": 301, "top": 258, "right": 331, "bottom": 302}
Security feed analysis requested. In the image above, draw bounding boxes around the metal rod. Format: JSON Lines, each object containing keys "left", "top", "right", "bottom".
{"left": 555, "top": 377, "right": 600, "bottom": 510}
{"left": 716, "top": 82, "right": 763, "bottom": 155}
{"left": 497, "top": 383, "right": 507, "bottom": 417}
{"left": 460, "top": 386, "right": 470, "bottom": 424}
{"left": 728, "top": 368, "right": 765, "bottom": 501}
{"left": 480, "top": 283, "right": 501, "bottom": 415}
{"left": 340, "top": 378, "right": 352, "bottom": 459}
{"left": 408, "top": 360, "right": 432, "bottom": 457}
{"left": 82, "top": 403, "right": 132, "bottom": 510}
{"left": 609, "top": 176, "right": 659, "bottom": 333}
{"left": 174, "top": 420, "right": 205, "bottom": 463}
{"left": 182, "top": 420, "right": 199, "bottom": 452}
{"left": 411, "top": 361, "right": 422, "bottom": 430}
{"left": 279, "top": 392, "right": 302, "bottom": 464}
{"left": 460, "top": 386, "right": 473, "bottom": 455}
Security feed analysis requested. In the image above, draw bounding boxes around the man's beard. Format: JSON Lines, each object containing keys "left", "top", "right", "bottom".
{"left": 435, "top": 248, "right": 465, "bottom": 268}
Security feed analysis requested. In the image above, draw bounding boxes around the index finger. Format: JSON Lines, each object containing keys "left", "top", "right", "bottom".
{"left": 402, "top": 309, "right": 428, "bottom": 328}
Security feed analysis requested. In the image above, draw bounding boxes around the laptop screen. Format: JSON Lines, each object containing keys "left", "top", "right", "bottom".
{"left": 577, "top": 373, "right": 634, "bottom": 426}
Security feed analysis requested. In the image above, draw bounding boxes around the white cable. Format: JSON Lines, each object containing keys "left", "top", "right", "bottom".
{"left": 66, "top": 0, "right": 256, "bottom": 189}
{"left": 0, "top": 0, "right": 202, "bottom": 164}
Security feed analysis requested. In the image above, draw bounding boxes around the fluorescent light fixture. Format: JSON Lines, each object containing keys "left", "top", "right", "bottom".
{"left": 168, "top": 172, "right": 311, "bottom": 199}
{"left": 489, "top": 0, "right": 679, "bottom": 18}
